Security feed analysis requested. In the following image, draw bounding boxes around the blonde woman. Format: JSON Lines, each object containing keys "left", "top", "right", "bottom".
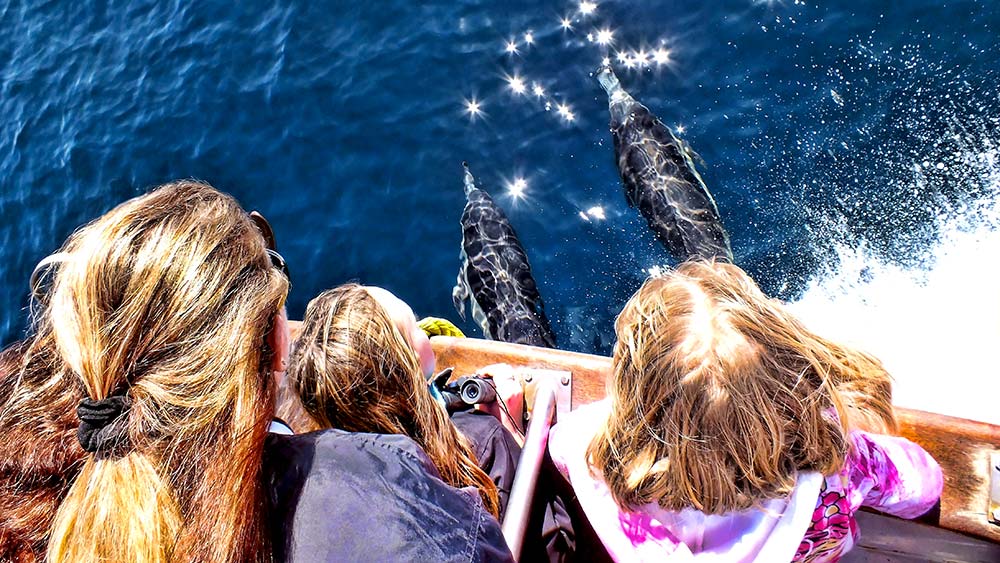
{"left": 23, "top": 181, "right": 509, "bottom": 563}
{"left": 548, "top": 261, "right": 942, "bottom": 562}
{"left": 285, "top": 284, "right": 502, "bottom": 517}
{"left": 32, "top": 181, "right": 287, "bottom": 563}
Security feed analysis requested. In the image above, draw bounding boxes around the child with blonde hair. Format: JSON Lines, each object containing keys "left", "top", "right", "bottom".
{"left": 549, "top": 261, "right": 942, "bottom": 562}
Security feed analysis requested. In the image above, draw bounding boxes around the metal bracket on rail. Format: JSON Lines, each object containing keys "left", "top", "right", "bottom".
{"left": 518, "top": 368, "right": 572, "bottom": 423}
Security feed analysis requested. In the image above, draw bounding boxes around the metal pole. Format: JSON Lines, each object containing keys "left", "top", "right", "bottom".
{"left": 501, "top": 380, "right": 558, "bottom": 561}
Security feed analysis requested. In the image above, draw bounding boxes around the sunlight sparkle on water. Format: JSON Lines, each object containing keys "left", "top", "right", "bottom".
{"left": 560, "top": 17, "right": 573, "bottom": 30}
{"left": 647, "top": 265, "right": 668, "bottom": 277}
{"left": 532, "top": 82, "right": 545, "bottom": 97}
{"left": 524, "top": 31, "right": 534, "bottom": 45}
{"left": 507, "top": 177, "right": 528, "bottom": 198}
{"left": 579, "top": 1, "right": 597, "bottom": 16}
{"left": 556, "top": 102, "right": 575, "bottom": 122}
{"left": 595, "top": 28, "right": 614, "bottom": 46}
{"left": 675, "top": 124, "right": 686, "bottom": 134}
{"left": 506, "top": 74, "right": 526, "bottom": 95}
{"left": 464, "top": 98, "right": 483, "bottom": 120}
{"left": 618, "top": 52, "right": 637, "bottom": 69}
{"left": 586, "top": 206, "right": 606, "bottom": 220}
{"left": 614, "top": 44, "right": 673, "bottom": 71}
{"left": 601, "top": 57, "right": 611, "bottom": 66}
{"left": 652, "top": 47, "right": 672, "bottom": 65}
{"left": 505, "top": 39, "right": 518, "bottom": 55}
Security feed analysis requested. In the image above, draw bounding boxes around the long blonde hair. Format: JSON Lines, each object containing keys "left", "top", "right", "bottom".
{"left": 287, "top": 284, "right": 501, "bottom": 517}
{"left": 589, "top": 260, "right": 896, "bottom": 514}
{"left": 43, "top": 181, "right": 289, "bottom": 563}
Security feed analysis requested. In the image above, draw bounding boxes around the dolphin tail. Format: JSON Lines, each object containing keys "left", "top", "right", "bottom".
{"left": 462, "top": 161, "right": 477, "bottom": 196}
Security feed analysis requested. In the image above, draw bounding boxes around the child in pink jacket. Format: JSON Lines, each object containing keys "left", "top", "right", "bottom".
{"left": 548, "top": 261, "right": 942, "bottom": 562}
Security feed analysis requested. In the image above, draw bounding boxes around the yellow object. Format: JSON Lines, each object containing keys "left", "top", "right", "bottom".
{"left": 418, "top": 317, "right": 465, "bottom": 338}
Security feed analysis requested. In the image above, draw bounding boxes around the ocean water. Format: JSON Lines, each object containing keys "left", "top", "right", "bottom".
{"left": 1, "top": 1, "right": 998, "bottom": 422}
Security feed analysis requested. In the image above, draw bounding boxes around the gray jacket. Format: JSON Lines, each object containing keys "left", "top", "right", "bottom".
{"left": 263, "top": 429, "right": 514, "bottom": 563}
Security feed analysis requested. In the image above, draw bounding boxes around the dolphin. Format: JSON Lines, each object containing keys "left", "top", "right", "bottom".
{"left": 452, "top": 163, "right": 557, "bottom": 348}
{"left": 597, "top": 65, "right": 733, "bottom": 263}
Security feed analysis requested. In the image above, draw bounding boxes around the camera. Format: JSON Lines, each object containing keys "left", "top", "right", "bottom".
{"left": 434, "top": 373, "right": 497, "bottom": 412}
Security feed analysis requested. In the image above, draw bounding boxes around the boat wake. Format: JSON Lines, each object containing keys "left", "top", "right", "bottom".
{"left": 791, "top": 147, "right": 1000, "bottom": 424}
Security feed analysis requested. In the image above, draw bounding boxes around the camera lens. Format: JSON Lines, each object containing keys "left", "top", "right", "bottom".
{"left": 460, "top": 378, "right": 496, "bottom": 405}
{"left": 465, "top": 385, "right": 480, "bottom": 401}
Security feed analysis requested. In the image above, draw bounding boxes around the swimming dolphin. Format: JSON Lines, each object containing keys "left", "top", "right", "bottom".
{"left": 452, "top": 163, "right": 557, "bottom": 348}
{"left": 597, "top": 65, "right": 733, "bottom": 262}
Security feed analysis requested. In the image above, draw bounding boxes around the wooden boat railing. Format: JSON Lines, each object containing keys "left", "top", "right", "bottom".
{"left": 430, "top": 335, "right": 1000, "bottom": 553}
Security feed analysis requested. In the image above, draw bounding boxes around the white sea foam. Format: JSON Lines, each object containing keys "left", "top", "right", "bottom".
{"left": 790, "top": 151, "right": 1000, "bottom": 424}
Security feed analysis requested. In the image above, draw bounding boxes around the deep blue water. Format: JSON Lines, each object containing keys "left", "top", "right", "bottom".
{"left": 1, "top": 0, "right": 998, "bottom": 352}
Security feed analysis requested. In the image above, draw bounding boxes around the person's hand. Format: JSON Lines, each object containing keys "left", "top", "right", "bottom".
{"left": 474, "top": 363, "right": 524, "bottom": 443}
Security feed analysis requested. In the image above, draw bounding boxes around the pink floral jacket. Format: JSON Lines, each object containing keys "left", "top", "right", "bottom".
{"left": 548, "top": 400, "right": 943, "bottom": 563}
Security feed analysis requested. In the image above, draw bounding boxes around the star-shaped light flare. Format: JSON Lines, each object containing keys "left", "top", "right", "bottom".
{"left": 556, "top": 102, "right": 576, "bottom": 122}
{"left": 595, "top": 28, "right": 614, "bottom": 46}
{"left": 507, "top": 177, "right": 528, "bottom": 199}
{"left": 505, "top": 73, "right": 527, "bottom": 95}
{"left": 463, "top": 97, "right": 484, "bottom": 120}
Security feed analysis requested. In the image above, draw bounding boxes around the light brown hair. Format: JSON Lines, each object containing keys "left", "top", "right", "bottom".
{"left": 287, "top": 284, "right": 501, "bottom": 516}
{"left": 41, "top": 181, "right": 288, "bottom": 563}
{"left": 589, "top": 260, "right": 896, "bottom": 514}
{"left": 0, "top": 327, "right": 83, "bottom": 563}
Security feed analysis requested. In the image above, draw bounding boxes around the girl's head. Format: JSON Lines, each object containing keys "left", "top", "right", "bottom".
{"left": 43, "top": 181, "right": 289, "bottom": 563}
{"left": 589, "top": 261, "right": 895, "bottom": 514}
{"left": 287, "top": 284, "right": 500, "bottom": 516}
{"left": 363, "top": 286, "right": 437, "bottom": 378}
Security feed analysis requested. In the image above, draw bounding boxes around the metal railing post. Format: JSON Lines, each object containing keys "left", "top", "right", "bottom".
{"left": 500, "top": 379, "right": 558, "bottom": 560}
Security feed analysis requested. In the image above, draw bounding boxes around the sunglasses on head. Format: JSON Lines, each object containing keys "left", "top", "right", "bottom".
{"left": 249, "top": 211, "right": 291, "bottom": 284}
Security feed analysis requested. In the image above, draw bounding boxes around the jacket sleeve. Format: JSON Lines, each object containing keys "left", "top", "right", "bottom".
{"left": 847, "top": 430, "right": 944, "bottom": 519}
{"left": 451, "top": 410, "right": 522, "bottom": 516}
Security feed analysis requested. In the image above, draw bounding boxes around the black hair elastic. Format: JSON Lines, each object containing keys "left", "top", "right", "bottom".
{"left": 77, "top": 394, "right": 132, "bottom": 455}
